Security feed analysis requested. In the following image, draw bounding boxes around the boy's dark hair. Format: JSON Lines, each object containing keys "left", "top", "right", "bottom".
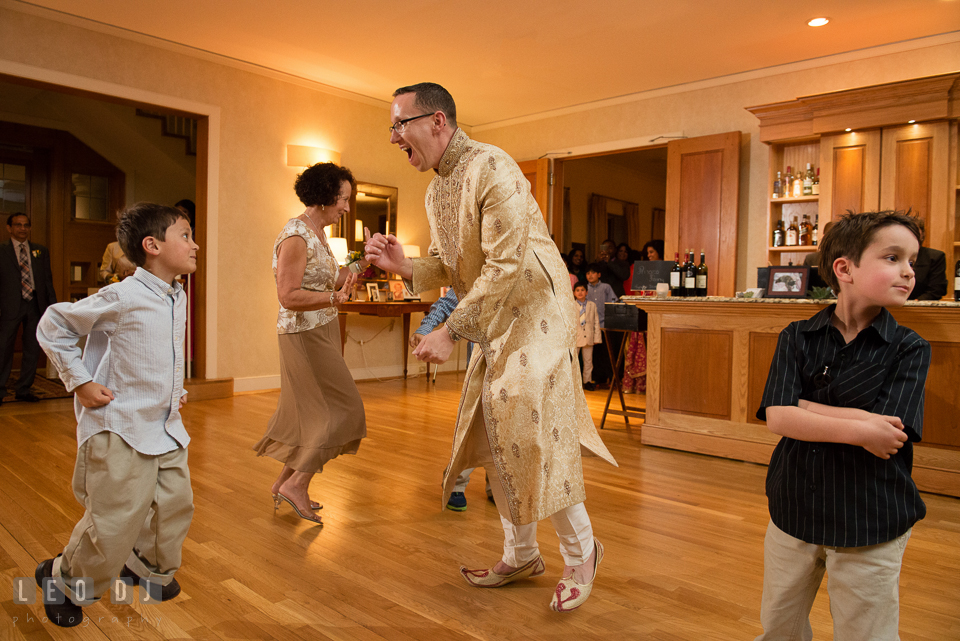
{"left": 294, "top": 163, "right": 355, "bottom": 208}
{"left": 393, "top": 82, "right": 458, "bottom": 128}
{"left": 174, "top": 199, "right": 196, "bottom": 227}
{"left": 818, "top": 210, "right": 922, "bottom": 293}
{"left": 116, "top": 202, "right": 189, "bottom": 267}
{"left": 585, "top": 263, "right": 603, "bottom": 274}
{"left": 573, "top": 282, "right": 588, "bottom": 291}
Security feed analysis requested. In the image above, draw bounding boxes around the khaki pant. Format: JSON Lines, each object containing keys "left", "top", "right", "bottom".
{"left": 53, "top": 431, "right": 194, "bottom": 605}
{"left": 756, "top": 520, "right": 911, "bottom": 641}
{"left": 466, "top": 419, "right": 594, "bottom": 567}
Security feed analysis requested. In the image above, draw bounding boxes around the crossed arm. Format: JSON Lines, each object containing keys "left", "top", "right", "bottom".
{"left": 765, "top": 401, "right": 907, "bottom": 460}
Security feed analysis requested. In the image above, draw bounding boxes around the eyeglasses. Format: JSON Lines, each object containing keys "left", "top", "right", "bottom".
{"left": 389, "top": 113, "right": 434, "bottom": 134}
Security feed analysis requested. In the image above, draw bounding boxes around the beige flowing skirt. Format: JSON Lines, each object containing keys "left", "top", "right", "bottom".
{"left": 253, "top": 320, "right": 366, "bottom": 473}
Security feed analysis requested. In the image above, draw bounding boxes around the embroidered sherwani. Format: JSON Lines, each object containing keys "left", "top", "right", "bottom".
{"left": 409, "top": 129, "right": 617, "bottom": 525}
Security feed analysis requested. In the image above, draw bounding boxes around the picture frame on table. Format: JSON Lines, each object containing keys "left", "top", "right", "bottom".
{"left": 389, "top": 281, "right": 406, "bottom": 301}
{"left": 365, "top": 282, "right": 380, "bottom": 302}
{"left": 766, "top": 266, "right": 810, "bottom": 298}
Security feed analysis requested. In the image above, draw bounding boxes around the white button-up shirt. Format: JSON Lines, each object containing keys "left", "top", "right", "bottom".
{"left": 38, "top": 267, "right": 189, "bottom": 454}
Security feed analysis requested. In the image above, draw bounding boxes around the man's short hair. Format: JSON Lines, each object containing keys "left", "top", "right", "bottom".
{"left": 585, "top": 263, "right": 603, "bottom": 274}
{"left": 573, "top": 281, "right": 588, "bottom": 290}
{"left": 6, "top": 212, "right": 28, "bottom": 226}
{"left": 116, "top": 202, "right": 188, "bottom": 267}
{"left": 818, "top": 210, "right": 922, "bottom": 292}
{"left": 393, "top": 83, "right": 457, "bottom": 128}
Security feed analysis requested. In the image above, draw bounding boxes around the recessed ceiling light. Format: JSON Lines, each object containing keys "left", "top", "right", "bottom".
{"left": 908, "top": 120, "right": 916, "bottom": 124}
{"left": 845, "top": 128, "right": 852, "bottom": 132}
{"left": 808, "top": 17, "right": 829, "bottom": 27}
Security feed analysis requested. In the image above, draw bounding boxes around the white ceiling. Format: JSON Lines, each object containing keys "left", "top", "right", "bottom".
{"left": 12, "top": 0, "right": 960, "bottom": 126}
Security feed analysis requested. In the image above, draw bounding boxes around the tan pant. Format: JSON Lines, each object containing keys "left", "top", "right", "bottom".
{"left": 466, "top": 418, "right": 594, "bottom": 567}
{"left": 756, "top": 520, "right": 911, "bottom": 641}
{"left": 53, "top": 431, "right": 194, "bottom": 605}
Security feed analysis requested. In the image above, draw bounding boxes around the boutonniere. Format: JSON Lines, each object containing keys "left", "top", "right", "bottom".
{"left": 31, "top": 249, "right": 41, "bottom": 258}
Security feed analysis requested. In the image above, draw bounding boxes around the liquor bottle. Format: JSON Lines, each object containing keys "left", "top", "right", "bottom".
{"left": 773, "top": 220, "right": 785, "bottom": 247}
{"left": 955, "top": 259, "right": 960, "bottom": 302}
{"left": 811, "top": 168, "right": 820, "bottom": 196}
{"left": 684, "top": 250, "right": 697, "bottom": 297}
{"left": 670, "top": 251, "right": 682, "bottom": 294}
{"left": 772, "top": 171, "right": 782, "bottom": 199}
{"left": 696, "top": 250, "right": 708, "bottom": 297}
{"left": 802, "top": 163, "right": 814, "bottom": 196}
{"left": 786, "top": 216, "right": 799, "bottom": 246}
{"left": 783, "top": 166, "right": 793, "bottom": 198}
{"left": 799, "top": 214, "right": 811, "bottom": 246}
{"left": 811, "top": 215, "right": 819, "bottom": 246}
{"left": 792, "top": 170, "right": 803, "bottom": 198}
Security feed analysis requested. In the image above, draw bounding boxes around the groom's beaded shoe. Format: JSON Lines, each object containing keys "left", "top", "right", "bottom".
{"left": 550, "top": 539, "right": 603, "bottom": 612}
{"left": 460, "top": 555, "right": 545, "bottom": 588}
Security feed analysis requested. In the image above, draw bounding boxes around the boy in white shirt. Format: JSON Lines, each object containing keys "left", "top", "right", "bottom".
{"left": 35, "top": 203, "right": 198, "bottom": 627}
{"left": 573, "top": 282, "right": 601, "bottom": 390}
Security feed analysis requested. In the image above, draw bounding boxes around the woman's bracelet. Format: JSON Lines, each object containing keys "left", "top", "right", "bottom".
{"left": 330, "top": 291, "right": 343, "bottom": 306}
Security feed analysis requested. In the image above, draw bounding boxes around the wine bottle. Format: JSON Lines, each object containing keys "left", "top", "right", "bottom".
{"left": 670, "top": 251, "right": 682, "bottom": 294}
{"left": 696, "top": 250, "right": 708, "bottom": 297}
{"left": 773, "top": 171, "right": 782, "bottom": 199}
{"left": 811, "top": 168, "right": 820, "bottom": 196}
{"left": 783, "top": 166, "right": 793, "bottom": 198}
{"left": 802, "top": 163, "right": 814, "bottom": 196}
{"left": 684, "top": 250, "right": 697, "bottom": 297}
{"left": 786, "top": 217, "right": 799, "bottom": 246}
{"left": 811, "top": 215, "right": 819, "bottom": 246}
{"left": 792, "top": 169, "right": 803, "bottom": 198}
{"left": 954, "top": 259, "right": 959, "bottom": 302}
{"left": 799, "top": 214, "right": 811, "bottom": 246}
{"left": 773, "top": 220, "right": 785, "bottom": 247}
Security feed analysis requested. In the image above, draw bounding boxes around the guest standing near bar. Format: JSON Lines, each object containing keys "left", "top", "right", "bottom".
{"left": 254, "top": 163, "right": 367, "bottom": 525}
{"left": 366, "top": 82, "right": 617, "bottom": 612}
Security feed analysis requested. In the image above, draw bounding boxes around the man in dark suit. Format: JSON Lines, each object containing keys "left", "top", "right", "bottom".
{"left": 909, "top": 245, "right": 947, "bottom": 301}
{"left": 1, "top": 213, "right": 57, "bottom": 404}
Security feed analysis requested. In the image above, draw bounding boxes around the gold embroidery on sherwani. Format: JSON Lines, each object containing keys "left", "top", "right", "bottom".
{"left": 407, "top": 129, "right": 616, "bottom": 525}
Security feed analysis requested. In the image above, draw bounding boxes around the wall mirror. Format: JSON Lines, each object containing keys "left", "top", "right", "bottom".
{"left": 348, "top": 182, "right": 397, "bottom": 251}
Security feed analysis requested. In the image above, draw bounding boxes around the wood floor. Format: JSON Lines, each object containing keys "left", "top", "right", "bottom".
{"left": 1, "top": 374, "right": 958, "bottom": 640}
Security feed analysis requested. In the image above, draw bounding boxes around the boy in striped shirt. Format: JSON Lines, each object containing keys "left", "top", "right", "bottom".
{"left": 35, "top": 203, "right": 198, "bottom": 627}
{"left": 755, "top": 211, "right": 931, "bottom": 640}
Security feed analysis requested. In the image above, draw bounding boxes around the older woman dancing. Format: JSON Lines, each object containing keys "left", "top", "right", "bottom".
{"left": 254, "top": 162, "right": 367, "bottom": 525}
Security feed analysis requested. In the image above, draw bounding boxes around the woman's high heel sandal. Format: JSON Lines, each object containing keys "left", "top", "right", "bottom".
{"left": 272, "top": 493, "right": 321, "bottom": 510}
{"left": 460, "top": 555, "right": 545, "bottom": 587}
{"left": 274, "top": 493, "right": 323, "bottom": 525}
{"left": 550, "top": 539, "right": 603, "bottom": 612}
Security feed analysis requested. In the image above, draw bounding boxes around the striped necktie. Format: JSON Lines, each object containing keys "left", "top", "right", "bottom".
{"left": 18, "top": 243, "right": 35, "bottom": 301}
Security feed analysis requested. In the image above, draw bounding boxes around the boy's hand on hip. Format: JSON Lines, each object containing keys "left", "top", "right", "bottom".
{"left": 75, "top": 382, "right": 114, "bottom": 408}
{"left": 859, "top": 415, "right": 908, "bottom": 459}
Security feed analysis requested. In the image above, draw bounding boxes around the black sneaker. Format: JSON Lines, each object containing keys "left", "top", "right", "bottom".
{"left": 34, "top": 558, "right": 83, "bottom": 628}
{"left": 583, "top": 382, "right": 596, "bottom": 391}
{"left": 120, "top": 566, "right": 181, "bottom": 601}
{"left": 16, "top": 393, "right": 40, "bottom": 402}
{"left": 446, "top": 492, "right": 467, "bottom": 511}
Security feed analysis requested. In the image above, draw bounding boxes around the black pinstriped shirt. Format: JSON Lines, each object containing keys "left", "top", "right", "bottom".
{"left": 758, "top": 304, "right": 931, "bottom": 547}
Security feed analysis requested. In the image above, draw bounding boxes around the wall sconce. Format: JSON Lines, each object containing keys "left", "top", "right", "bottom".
{"left": 402, "top": 245, "right": 421, "bottom": 258}
{"left": 327, "top": 237, "right": 348, "bottom": 265}
{"left": 286, "top": 144, "right": 341, "bottom": 167}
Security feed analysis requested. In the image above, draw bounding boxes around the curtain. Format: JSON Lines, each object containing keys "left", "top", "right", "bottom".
{"left": 623, "top": 202, "right": 641, "bottom": 251}
{"left": 589, "top": 194, "right": 607, "bottom": 261}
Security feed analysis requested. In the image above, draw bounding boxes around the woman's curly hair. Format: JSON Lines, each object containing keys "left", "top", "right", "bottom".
{"left": 294, "top": 162, "right": 355, "bottom": 207}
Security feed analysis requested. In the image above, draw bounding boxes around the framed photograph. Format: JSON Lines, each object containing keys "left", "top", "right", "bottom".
{"left": 766, "top": 266, "right": 810, "bottom": 298}
{"left": 365, "top": 282, "right": 380, "bottom": 302}
{"left": 390, "top": 281, "right": 405, "bottom": 301}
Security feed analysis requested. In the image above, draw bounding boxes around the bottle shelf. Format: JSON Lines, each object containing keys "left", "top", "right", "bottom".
{"left": 770, "top": 195, "right": 819, "bottom": 204}
{"left": 768, "top": 245, "right": 817, "bottom": 252}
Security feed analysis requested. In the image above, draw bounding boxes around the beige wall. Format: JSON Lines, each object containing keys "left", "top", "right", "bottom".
{"left": 474, "top": 40, "right": 960, "bottom": 292}
{"left": 0, "top": 6, "right": 444, "bottom": 389}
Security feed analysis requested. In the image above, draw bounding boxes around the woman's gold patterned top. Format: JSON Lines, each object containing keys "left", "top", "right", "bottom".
{"left": 273, "top": 218, "right": 338, "bottom": 334}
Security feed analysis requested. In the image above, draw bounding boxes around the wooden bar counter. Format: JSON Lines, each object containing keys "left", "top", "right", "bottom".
{"left": 626, "top": 296, "right": 960, "bottom": 497}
